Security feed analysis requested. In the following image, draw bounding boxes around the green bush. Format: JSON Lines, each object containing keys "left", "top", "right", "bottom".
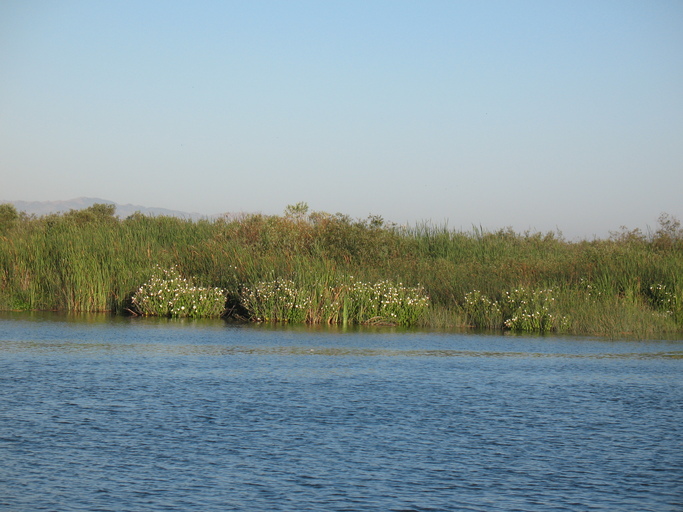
{"left": 460, "top": 287, "right": 570, "bottom": 332}
{"left": 648, "top": 283, "right": 682, "bottom": 324}
{"left": 501, "top": 287, "right": 570, "bottom": 332}
{"left": 238, "top": 276, "right": 429, "bottom": 326}
{"left": 462, "top": 290, "right": 502, "bottom": 329}
{"left": 239, "top": 278, "right": 310, "bottom": 323}
{"left": 131, "top": 266, "right": 226, "bottom": 318}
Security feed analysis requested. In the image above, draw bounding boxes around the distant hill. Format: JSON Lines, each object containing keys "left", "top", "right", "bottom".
{"left": 2, "top": 197, "right": 215, "bottom": 220}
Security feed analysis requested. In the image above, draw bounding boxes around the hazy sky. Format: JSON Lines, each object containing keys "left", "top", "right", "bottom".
{"left": 1, "top": 1, "right": 681, "bottom": 238}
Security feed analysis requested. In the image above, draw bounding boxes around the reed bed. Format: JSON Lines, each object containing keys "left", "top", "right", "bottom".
{"left": 0, "top": 203, "right": 681, "bottom": 337}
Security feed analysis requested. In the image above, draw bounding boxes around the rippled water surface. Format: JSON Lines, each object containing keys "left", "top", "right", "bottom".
{"left": 1, "top": 312, "right": 682, "bottom": 511}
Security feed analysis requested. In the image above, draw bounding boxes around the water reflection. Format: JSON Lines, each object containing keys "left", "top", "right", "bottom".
{"left": 1, "top": 311, "right": 683, "bottom": 360}
{"left": 1, "top": 339, "right": 682, "bottom": 361}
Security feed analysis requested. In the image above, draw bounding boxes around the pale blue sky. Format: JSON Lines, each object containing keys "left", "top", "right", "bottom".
{"left": 1, "top": 1, "right": 681, "bottom": 238}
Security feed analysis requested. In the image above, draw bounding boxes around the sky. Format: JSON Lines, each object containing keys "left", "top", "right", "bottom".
{"left": 1, "top": 1, "right": 682, "bottom": 239}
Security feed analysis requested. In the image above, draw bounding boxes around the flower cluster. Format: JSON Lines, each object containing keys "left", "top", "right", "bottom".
{"left": 239, "top": 278, "right": 311, "bottom": 323}
{"left": 460, "top": 287, "right": 570, "bottom": 332}
{"left": 463, "top": 290, "right": 503, "bottom": 329}
{"left": 238, "top": 276, "right": 430, "bottom": 326}
{"left": 502, "top": 287, "right": 569, "bottom": 332}
{"left": 648, "top": 284, "right": 681, "bottom": 322}
{"left": 131, "top": 266, "right": 226, "bottom": 318}
{"left": 344, "top": 279, "right": 430, "bottom": 326}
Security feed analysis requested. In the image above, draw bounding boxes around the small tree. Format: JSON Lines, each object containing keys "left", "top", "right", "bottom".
{"left": 656, "top": 213, "right": 682, "bottom": 239}
{"left": 654, "top": 213, "right": 683, "bottom": 249}
{"left": 0, "top": 203, "right": 18, "bottom": 233}
{"left": 284, "top": 202, "right": 309, "bottom": 221}
{"left": 65, "top": 203, "right": 117, "bottom": 224}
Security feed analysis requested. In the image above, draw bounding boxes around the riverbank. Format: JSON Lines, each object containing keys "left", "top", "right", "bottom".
{"left": 0, "top": 202, "right": 681, "bottom": 337}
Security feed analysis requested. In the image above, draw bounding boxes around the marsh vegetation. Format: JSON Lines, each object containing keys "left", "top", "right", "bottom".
{"left": 0, "top": 202, "right": 681, "bottom": 336}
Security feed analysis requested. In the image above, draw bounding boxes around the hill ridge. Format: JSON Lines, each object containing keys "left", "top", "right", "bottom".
{"left": 2, "top": 197, "right": 215, "bottom": 220}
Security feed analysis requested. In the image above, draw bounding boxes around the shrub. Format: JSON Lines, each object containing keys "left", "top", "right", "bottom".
{"left": 0, "top": 203, "right": 18, "bottom": 233}
{"left": 648, "top": 284, "right": 682, "bottom": 324}
{"left": 462, "top": 290, "right": 503, "bottom": 329}
{"left": 460, "top": 287, "right": 570, "bottom": 332}
{"left": 344, "top": 278, "right": 430, "bottom": 326}
{"left": 239, "top": 278, "right": 311, "bottom": 323}
{"left": 131, "top": 266, "right": 226, "bottom": 318}
{"left": 238, "top": 276, "right": 430, "bottom": 326}
{"left": 502, "top": 287, "right": 570, "bottom": 332}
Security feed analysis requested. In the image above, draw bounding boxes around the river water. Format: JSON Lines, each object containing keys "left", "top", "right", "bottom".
{"left": 1, "top": 312, "right": 681, "bottom": 511}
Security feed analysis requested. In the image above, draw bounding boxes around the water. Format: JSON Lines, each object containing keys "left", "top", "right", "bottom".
{"left": 1, "top": 313, "right": 682, "bottom": 511}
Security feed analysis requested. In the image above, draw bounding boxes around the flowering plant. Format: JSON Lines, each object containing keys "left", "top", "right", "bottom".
{"left": 239, "top": 276, "right": 429, "bottom": 326}
{"left": 502, "top": 287, "right": 569, "bottom": 332}
{"left": 131, "top": 266, "right": 226, "bottom": 318}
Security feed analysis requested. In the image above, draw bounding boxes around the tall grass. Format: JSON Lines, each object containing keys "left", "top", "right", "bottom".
{"left": 0, "top": 203, "right": 681, "bottom": 336}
